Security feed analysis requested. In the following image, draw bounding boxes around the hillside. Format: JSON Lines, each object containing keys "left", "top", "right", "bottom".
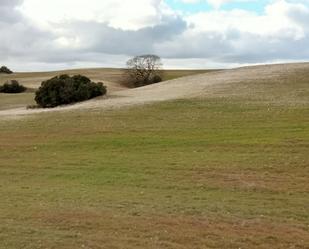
{"left": 0, "top": 63, "right": 308, "bottom": 117}
{"left": 0, "top": 68, "right": 212, "bottom": 111}
{"left": 0, "top": 62, "right": 308, "bottom": 248}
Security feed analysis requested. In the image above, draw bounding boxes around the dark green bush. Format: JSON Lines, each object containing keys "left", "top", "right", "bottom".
{"left": 35, "top": 74, "right": 107, "bottom": 108}
{"left": 0, "top": 66, "right": 13, "bottom": 74}
{"left": 0, "top": 80, "right": 26, "bottom": 93}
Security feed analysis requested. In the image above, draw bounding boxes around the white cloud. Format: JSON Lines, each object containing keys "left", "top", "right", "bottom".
{"left": 181, "top": 0, "right": 201, "bottom": 3}
{"left": 180, "top": 0, "right": 255, "bottom": 9}
{"left": 186, "top": 0, "right": 305, "bottom": 38}
{"left": 1, "top": 0, "right": 309, "bottom": 70}
{"left": 155, "top": 0, "right": 309, "bottom": 63}
{"left": 207, "top": 0, "right": 254, "bottom": 9}
{"left": 19, "top": 0, "right": 170, "bottom": 30}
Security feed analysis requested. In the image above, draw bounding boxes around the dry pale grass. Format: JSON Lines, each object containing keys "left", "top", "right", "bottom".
{"left": 0, "top": 68, "right": 212, "bottom": 114}
{"left": 0, "top": 68, "right": 128, "bottom": 92}
{"left": 0, "top": 62, "right": 308, "bottom": 118}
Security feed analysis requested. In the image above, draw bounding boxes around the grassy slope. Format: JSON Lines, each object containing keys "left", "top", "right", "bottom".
{"left": 0, "top": 68, "right": 127, "bottom": 88}
{"left": 0, "top": 68, "right": 216, "bottom": 87}
{"left": 0, "top": 92, "right": 35, "bottom": 110}
{"left": 0, "top": 68, "right": 213, "bottom": 110}
{"left": 0, "top": 68, "right": 309, "bottom": 248}
{"left": 161, "top": 69, "right": 219, "bottom": 81}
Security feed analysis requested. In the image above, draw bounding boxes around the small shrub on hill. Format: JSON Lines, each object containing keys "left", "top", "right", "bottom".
{"left": 0, "top": 66, "right": 13, "bottom": 74}
{"left": 0, "top": 80, "right": 26, "bottom": 93}
{"left": 35, "top": 74, "right": 107, "bottom": 108}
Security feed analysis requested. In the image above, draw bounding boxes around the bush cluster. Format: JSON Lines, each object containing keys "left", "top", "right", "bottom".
{"left": 128, "top": 74, "right": 163, "bottom": 88}
{"left": 35, "top": 74, "right": 107, "bottom": 108}
{"left": 138, "top": 75, "right": 162, "bottom": 87}
{"left": 152, "top": 75, "right": 162, "bottom": 84}
{"left": 0, "top": 80, "right": 26, "bottom": 93}
{"left": 0, "top": 66, "right": 13, "bottom": 74}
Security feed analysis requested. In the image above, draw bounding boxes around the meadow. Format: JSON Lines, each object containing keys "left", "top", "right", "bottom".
{"left": 0, "top": 65, "right": 308, "bottom": 248}
{"left": 0, "top": 68, "right": 213, "bottom": 110}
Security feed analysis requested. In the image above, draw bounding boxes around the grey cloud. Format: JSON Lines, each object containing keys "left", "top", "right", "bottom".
{"left": 2, "top": 0, "right": 309, "bottom": 71}
{"left": 287, "top": 3, "right": 309, "bottom": 31}
{"left": 65, "top": 17, "right": 187, "bottom": 56}
{"left": 217, "top": 33, "right": 309, "bottom": 63}
{"left": 154, "top": 31, "right": 233, "bottom": 59}
{"left": 0, "top": 0, "right": 24, "bottom": 23}
{"left": 8, "top": 16, "right": 187, "bottom": 65}
{"left": 0, "top": 0, "right": 23, "bottom": 6}
{"left": 153, "top": 24, "right": 309, "bottom": 64}
{"left": 0, "top": 0, "right": 56, "bottom": 62}
{"left": 1, "top": 6, "right": 188, "bottom": 68}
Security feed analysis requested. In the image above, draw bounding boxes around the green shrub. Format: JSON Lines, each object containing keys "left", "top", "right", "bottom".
{"left": 0, "top": 66, "right": 13, "bottom": 74}
{"left": 35, "top": 74, "right": 107, "bottom": 108}
{"left": 0, "top": 80, "right": 26, "bottom": 93}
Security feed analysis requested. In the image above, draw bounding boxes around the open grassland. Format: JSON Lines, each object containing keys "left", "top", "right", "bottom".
{"left": 0, "top": 68, "right": 212, "bottom": 111}
{"left": 0, "top": 91, "right": 35, "bottom": 111}
{"left": 0, "top": 68, "right": 215, "bottom": 89}
{"left": 161, "top": 69, "right": 219, "bottom": 81}
{"left": 0, "top": 68, "right": 127, "bottom": 89}
{"left": 0, "top": 64, "right": 308, "bottom": 248}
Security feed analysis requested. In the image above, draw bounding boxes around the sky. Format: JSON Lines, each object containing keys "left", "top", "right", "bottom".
{"left": 1, "top": 0, "right": 309, "bottom": 71}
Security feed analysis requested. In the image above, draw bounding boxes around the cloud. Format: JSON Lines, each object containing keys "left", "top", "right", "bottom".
{"left": 156, "top": 0, "right": 309, "bottom": 63}
{"left": 1, "top": 0, "right": 309, "bottom": 70}
{"left": 0, "top": 0, "right": 56, "bottom": 61}
{"left": 179, "top": 0, "right": 256, "bottom": 9}
{"left": 207, "top": 0, "right": 255, "bottom": 9}
{"left": 20, "top": 0, "right": 171, "bottom": 30}
{"left": 58, "top": 17, "right": 187, "bottom": 55}
{"left": 1, "top": 0, "right": 187, "bottom": 69}
{"left": 0, "top": 0, "right": 24, "bottom": 23}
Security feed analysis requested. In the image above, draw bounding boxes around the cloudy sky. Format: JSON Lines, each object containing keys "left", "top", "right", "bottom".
{"left": 1, "top": 0, "right": 309, "bottom": 71}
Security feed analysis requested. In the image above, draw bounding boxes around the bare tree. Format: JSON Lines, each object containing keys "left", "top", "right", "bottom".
{"left": 126, "top": 54, "right": 162, "bottom": 87}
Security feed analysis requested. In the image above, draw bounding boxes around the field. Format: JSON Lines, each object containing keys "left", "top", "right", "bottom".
{"left": 0, "top": 68, "right": 213, "bottom": 111}
{"left": 0, "top": 64, "right": 308, "bottom": 248}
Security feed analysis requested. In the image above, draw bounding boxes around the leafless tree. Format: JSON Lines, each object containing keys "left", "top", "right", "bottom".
{"left": 126, "top": 54, "right": 162, "bottom": 87}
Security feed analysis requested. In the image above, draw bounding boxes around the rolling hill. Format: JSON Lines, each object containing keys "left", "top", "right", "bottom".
{"left": 0, "top": 63, "right": 308, "bottom": 117}
{"left": 0, "top": 68, "right": 213, "bottom": 111}
{"left": 0, "top": 62, "right": 308, "bottom": 248}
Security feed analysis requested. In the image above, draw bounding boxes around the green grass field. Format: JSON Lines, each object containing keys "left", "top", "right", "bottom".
{"left": 0, "top": 68, "right": 309, "bottom": 248}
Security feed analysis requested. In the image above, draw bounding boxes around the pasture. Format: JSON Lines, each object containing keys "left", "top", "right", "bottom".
{"left": 0, "top": 64, "right": 308, "bottom": 248}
